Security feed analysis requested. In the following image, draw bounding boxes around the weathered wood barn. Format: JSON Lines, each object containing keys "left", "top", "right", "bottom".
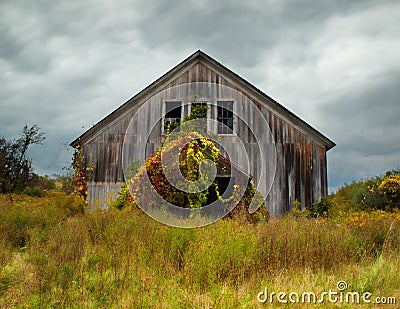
{"left": 71, "top": 50, "right": 335, "bottom": 217}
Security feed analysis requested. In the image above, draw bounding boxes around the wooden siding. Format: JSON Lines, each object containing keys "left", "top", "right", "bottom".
{"left": 87, "top": 182, "right": 122, "bottom": 208}
{"left": 80, "top": 61, "right": 329, "bottom": 216}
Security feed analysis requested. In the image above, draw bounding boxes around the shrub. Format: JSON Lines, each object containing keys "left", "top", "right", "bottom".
{"left": 0, "top": 191, "right": 85, "bottom": 249}
{"left": 378, "top": 173, "right": 400, "bottom": 209}
{"left": 44, "top": 191, "right": 86, "bottom": 217}
{"left": 312, "top": 196, "right": 332, "bottom": 217}
{"left": 112, "top": 184, "right": 140, "bottom": 212}
{"left": 319, "top": 168, "right": 400, "bottom": 214}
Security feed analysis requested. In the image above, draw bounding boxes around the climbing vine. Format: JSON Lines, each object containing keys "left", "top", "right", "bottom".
{"left": 120, "top": 104, "right": 268, "bottom": 221}
{"left": 130, "top": 131, "right": 220, "bottom": 209}
{"left": 71, "top": 144, "right": 93, "bottom": 202}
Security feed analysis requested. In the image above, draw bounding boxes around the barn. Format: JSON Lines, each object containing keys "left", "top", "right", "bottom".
{"left": 71, "top": 50, "right": 335, "bottom": 217}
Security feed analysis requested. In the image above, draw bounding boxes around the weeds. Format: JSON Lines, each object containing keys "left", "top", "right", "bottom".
{"left": 0, "top": 192, "right": 399, "bottom": 308}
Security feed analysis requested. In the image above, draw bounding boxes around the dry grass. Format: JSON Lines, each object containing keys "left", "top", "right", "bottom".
{"left": 0, "top": 192, "right": 399, "bottom": 308}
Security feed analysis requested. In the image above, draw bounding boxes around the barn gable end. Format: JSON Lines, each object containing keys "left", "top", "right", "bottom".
{"left": 71, "top": 51, "right": 335, "bottom": 216}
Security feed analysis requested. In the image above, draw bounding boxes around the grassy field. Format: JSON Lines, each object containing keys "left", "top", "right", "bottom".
{"left": 0, "top": 191, "right": 399, "bottom": 308}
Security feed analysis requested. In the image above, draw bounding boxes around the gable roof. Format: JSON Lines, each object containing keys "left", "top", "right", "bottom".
{"left": 71, "top": 50, "right": 335, "bottom": 150}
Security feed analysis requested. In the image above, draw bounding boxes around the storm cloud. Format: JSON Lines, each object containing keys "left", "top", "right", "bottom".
{"left": 0, "top": 0, "right": 399, "bottom": 191}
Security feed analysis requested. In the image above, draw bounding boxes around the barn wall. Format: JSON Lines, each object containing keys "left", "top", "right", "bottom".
{"left": 81, "top": 62, "right": 328, "bottom": 215}
{"left": 87, "top": 182, "right": 122, "bottom": 208}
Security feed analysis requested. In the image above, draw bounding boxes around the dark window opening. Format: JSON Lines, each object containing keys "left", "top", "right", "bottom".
{"left": 164, "top": 101, "right": 182, "bottom": 134}
{"left": 206, "top": 177, "right": 235, "bottom": 205}
{"left": 217, "top": 101, "right": 234, "bottom": 134}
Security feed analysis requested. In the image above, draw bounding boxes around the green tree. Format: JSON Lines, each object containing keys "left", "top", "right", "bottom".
{"left": 0, "top": 124, "right": 45, "bottom": 193}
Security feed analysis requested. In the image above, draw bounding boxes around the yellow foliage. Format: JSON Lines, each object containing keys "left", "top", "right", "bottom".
{"left": 379, "top": 174, "right": 400, "bottom": 200}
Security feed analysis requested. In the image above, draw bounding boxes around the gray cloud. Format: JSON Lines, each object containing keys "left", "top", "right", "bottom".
{"left": 0, "top": 0, "right": 399, "bottom": 191}
{"left": 323, "top": 77, "right": 400, "bottom": 189}
{"left": 134, "top": 0, "right": 383, "bottom": 68}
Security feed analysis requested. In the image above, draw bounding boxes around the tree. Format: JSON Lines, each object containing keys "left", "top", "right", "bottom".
{"left": 0, "top": 124, "right": 45, "bottom": 193}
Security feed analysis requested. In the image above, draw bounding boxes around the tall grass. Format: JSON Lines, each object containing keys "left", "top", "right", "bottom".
{"left": 0, "top": 192, "right": 399, "bottom": 308}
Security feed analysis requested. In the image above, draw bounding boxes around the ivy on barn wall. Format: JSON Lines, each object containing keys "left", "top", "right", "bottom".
{"left": 116, "top": 105, "right": 268, "bottom": 222}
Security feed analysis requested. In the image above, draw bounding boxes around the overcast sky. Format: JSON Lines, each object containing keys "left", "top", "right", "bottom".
{"left": 1, "top": 0, "right": 399, "bottom": 192}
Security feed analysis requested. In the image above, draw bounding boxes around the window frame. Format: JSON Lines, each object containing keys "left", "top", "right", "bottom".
{"left": 161, "top": 100, "right": 183, "bottom": 135}
{"left": 216, "top": 100, "right": 235, "bottom": 135}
